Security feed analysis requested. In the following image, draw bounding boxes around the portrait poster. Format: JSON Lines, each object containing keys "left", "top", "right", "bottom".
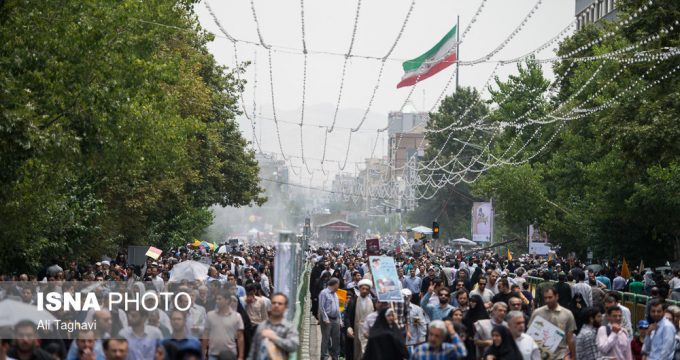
{"left": 365, "top": 238, "right": 380, "bottom": 256}
{"left": 526, "top": 315, "right": 565, "bottom": 355}
{"left": 471, "top": 202, "right": 493, "bottom": 242}
{"left": 368, "top": 256, "right": 403, "bottom": 302}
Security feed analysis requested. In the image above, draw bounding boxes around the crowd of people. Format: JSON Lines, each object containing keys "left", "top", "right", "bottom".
{"left": 309, "top": 244, "right": 680, "bottom": 360}
{"left": 0, "top": 244, "right": 299, "bottom": 360}
{"left": 4, "top": 237, "right": 680, "bottom": 360}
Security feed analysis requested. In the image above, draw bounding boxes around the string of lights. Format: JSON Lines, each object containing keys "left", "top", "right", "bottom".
{"left": 298, "top": 0, "right": 312, "bottom": 175}
{"left": 460, "top": 0, "right": 544, "bottom": 66}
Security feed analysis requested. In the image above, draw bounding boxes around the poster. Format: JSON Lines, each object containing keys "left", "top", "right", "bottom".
{"left": 471, "top": 202, "right": 493, "bottom": 243}
{"left": 336, "top": 288, "right": 348, "bottom": 312}
{"left": 526, "top": 315, "right": 565, "bottom": 354}
{"left": 366, "top": 238, "right": 380, "bottom": 256}
{"left": 274, "top": 242, "right": 293, "bottom": 296}
{"left": 368, "top": 256, "right": 403, "bottom": 302}
{"left": 145, "top": 246, "right": 162, "bottom": 260}
{"left": 528, "top": 225, "right": 551, "bottom": 256}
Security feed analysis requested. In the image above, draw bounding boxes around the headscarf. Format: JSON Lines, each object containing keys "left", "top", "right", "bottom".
{"left": 453, "top": 322, "right": 476, "bottom": 360}
{"left": 644, "top": 271, "right": 656, "bottom": 287}
{"left": 369, "top": 308, "right": 397, "bottom": 337}
{"left": 469, "top": 267, "right": 483, "bottom": 290}
{"left": 483, "top": 325, "right": 523, "bottom": 360}
{"left": 463, "top": 294, "right": 489, "bottom": 334}
{"left": 361, "top": 308, "right": 409, "bottom": 360}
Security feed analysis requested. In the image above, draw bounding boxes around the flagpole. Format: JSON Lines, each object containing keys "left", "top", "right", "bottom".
{"left": 456, "top": 14, "right": 460, "bottom": 90}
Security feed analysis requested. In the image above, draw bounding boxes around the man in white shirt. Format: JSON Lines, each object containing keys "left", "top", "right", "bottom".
{"left": 470, "top": 277, "right": 494, "bottom": 307}
{"left": 149, "top": 264, "right": 164, "bottom": 293}
{"left": 488, "top": 271, "right": 500, "bottom": 295}
{"left": 507, "top": 310, "right": 540, "bottom": 360}
{"left": 188, "top": 290, "right": 207, "bottom": 337}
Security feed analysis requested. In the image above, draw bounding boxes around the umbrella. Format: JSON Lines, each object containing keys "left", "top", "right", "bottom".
{"left": 217, "top": 245, "right": 230, "bottom": 254}
{"left": 0, "top": 299, "right": 57, "bottom": 327}
{"left": 409, "top": 226, "right": 433, "bottom": 234}
{"left": 169, "top": 260, "right": 209, "bottom": 282}
{"left": 451, "top": 238, "right": 476, "bottom": 247}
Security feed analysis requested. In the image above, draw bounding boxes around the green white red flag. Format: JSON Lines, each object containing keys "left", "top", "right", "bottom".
{"left": 397, "top": 24, "right": 458, "bottom": 88}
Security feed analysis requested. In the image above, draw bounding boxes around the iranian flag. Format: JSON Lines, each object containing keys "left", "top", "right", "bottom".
{"left": 397, "top": 24, "right": 457, "bottom": 88}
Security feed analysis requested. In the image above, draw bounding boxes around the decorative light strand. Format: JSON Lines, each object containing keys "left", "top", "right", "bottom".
{"left": 460, "top": 0, "right": 544, "bottom": 66}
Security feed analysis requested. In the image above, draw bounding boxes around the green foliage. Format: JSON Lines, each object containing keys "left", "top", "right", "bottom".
{"left": 409, "top": 87, "right": 489, "bottom": 238}
{"left": 455, "top": 1, "right": 680, "bottom": 263}
{"left": 473, "top": 164, "right": 549, "bottom": 226}
{"left": 0, "top": 0, "right": 264, "bottom": 273}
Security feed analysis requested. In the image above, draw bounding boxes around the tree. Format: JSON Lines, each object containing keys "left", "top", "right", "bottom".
{"left": 463, "top": 0, "right": 680, "bottom": 262}
{"left": 0, "top": 0, "right": 264, "bottom": 272}
{"left": 410, "top": 87, "right": 489, "bottom": 239}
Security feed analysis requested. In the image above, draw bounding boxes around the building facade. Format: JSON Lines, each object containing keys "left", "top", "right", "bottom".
{"left": 576, "top": 0, "right": 617, "bottom": 30}
{"left": 386, "top": 106, "right": 429, "bottom": 213}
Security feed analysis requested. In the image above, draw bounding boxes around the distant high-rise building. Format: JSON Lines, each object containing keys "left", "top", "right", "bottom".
{"left": 386, "top": 104, "right": 429, "bottom": 212}
{"left": 357, "top": 157, "right": 389, "bottom": 212}
{"left": 387, "top": 103, "right": 429, "bottom": 180}
{"left": 387, "top": 102, "right": 429, "bottom": 137}
{"left": 576, "top": 0, "right": 617, "bottom": 31}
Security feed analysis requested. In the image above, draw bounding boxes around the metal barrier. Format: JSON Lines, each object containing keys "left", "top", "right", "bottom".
{"left": 276, "top": 231, "right": 309, "bottom": 360}
{"left": 289, "top": 262, "right": 310, "bottom": 360}
{"left": 522, "top": 275, "right": 680, "bottom": 325}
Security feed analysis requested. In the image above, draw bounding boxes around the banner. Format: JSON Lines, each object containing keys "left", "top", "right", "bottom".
{"left": 526, "top": 315, "right": 566, "bottom": 355}
{"left": 471, "top": 202, "right": 493, "bottom": 242}
{"left": 366, "top": 238, "right": 380, "bottom": 256}
{"left": 369, "top": 256, "right": 403, "bottom": 302}
{"left": 337, "top": 288, "right": 348, "bottom": 312}
{"left": 274, "top": 242, "right": 293, "bottom": 296}
{"left": 528, "top": 225, "right": 551, "bottom": 256}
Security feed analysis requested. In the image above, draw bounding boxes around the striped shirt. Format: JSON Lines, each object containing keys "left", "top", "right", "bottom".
{"left": 410, "top": 335, "right": 467, "bottom": 360}
{"left": 575, "top": 324, "right": 599, "bottom": 360}
{"left": 318, "top": 288, "right": 340, "bottom": 322}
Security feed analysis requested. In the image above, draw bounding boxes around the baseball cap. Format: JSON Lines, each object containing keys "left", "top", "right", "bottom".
{"left": 638, "top": 320, "right": 649, "bottom": 329}
{"left": 176, "top": 338, "right": 202, "bottom": 356}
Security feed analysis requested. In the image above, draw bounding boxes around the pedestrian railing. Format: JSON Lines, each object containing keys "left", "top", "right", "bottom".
{"left": 522, "top": 275, "right": 680, "bottom": 325}
{"left": 290, "top": 261, "right": 311, "bottom": 360}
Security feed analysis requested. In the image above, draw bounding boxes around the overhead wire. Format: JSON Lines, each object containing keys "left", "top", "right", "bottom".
{"left": 201, "top": 0, "right": 666, "bottom": 202}
{"left": 298, "top": 0, "right": 312, "bottom": 175}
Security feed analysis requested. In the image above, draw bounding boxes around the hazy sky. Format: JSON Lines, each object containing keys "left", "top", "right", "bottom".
{"left": 196, "top": 0, "right": 575, "bottom": 186}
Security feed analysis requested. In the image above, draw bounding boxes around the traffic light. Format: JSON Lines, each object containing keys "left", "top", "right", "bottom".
{"left": 304, "top": 218, "right": 311, "bottom": 236}
{"left": 432, "top": 221, "right": 440, "bottom": 239}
